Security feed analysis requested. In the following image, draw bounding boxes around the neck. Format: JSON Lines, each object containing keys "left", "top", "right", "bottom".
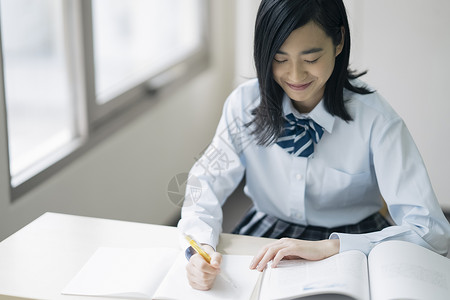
{"left": 291, "top": 98, "right": 320, "bottom": 114}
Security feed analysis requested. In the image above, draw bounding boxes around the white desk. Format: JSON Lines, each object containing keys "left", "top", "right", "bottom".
{"left": 0, "top": 212, "right": 273, "bottom": 300}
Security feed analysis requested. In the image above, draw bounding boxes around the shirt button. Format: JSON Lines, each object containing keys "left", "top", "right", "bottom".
{"left": 295, "top": 174, "right": 303, "bottom": 181}
{"left": 295, "top": 212, "right": 303, "bottom": 219}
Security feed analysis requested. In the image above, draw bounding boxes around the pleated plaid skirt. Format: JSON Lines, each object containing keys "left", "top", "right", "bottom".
{"left": 232, "top": 206, "right": 391, "bottom": 240}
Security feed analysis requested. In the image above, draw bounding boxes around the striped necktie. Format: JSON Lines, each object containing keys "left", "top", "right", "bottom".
{"left": 276, "top": 113, "right": 324, "bottom": 157}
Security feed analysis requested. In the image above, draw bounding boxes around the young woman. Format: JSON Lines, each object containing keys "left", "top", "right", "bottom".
{"left": 178, "top": 0, "right": 450, "bottom": 290}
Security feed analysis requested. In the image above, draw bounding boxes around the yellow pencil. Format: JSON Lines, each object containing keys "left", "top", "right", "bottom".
{"left": 184, "top": 234, "right": 236, "bottom": 288}
{"left": 184, "top": 234, "right": 211, "bottom": 263}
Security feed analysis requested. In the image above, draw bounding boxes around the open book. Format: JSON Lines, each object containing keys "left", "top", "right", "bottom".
{"left": 62, "top": 247, "right": 260, "bottom": 300}
{"left": 258, "top": 240, "right": 450, "bottom": 300}
{"left": 63, "top": 241, "right": 449, "bottom": 300}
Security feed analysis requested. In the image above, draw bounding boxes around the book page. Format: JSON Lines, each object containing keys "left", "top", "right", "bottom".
{"left": 259, "top": 250, "right": 369, "bottom": 300}
{"left": 62, "top": 247, "right": 179, "bottom": 299}
{"left": 368, "top": 240, "right": 450, "bottom": 300}
{"left": 154, "top": 252, "right": 261, "bottom": 300}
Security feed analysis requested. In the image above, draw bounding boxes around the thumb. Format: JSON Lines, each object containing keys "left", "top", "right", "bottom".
{"left": 210, "top": 252, "right": 222, "bottom": 268}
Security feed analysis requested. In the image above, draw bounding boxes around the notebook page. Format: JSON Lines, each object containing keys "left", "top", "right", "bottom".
{"left": 259, "top": 250, "right": 369, "bottom": 300}
{"left": 62, "top": 247, "right": 179, "bottom": 299}
{"left": 154, "top": 252, "right": 261, "bottom": 300}
{"left": 368, "top": 240, "right": 450, "bottom": 300}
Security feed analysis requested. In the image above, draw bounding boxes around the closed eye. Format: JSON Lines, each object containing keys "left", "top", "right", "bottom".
{"left": 305, "top": 57, "right": 319, "bottom": 64}
{"left": 274, "top": 58, "right": 287, "bottom": 64}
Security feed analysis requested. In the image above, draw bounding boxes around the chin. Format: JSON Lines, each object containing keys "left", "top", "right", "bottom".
{"left": 286, "top": 93, "right": 309, "bottom": 103}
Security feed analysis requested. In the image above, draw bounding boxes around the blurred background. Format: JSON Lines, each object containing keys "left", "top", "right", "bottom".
{"left": 0, "top": 0, "right": 449, "bottom": 241}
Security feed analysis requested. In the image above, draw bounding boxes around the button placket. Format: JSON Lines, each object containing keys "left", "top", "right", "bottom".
{"left": 289, "top": 158, "right": 307, "bottom": 221}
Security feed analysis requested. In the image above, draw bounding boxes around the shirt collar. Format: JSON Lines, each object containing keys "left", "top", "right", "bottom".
{"left": 282, "top": 93, "right": 335, "bottom": 134}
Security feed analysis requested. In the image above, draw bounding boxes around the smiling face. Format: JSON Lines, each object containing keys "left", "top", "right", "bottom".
{"left": 272, "top": 21, "right": 344, "bottom": 113}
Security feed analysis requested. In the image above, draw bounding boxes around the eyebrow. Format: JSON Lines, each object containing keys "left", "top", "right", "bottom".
{"left": 276, "top": 47, "right": 323, "bottom": 55}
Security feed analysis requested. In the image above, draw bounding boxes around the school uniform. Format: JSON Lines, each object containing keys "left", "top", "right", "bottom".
{"left": 178, "top": 78, "right": 450, "bottom": 256}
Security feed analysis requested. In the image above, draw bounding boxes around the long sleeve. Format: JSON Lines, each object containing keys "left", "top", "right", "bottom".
{"left": 331, "top": 116, "right": 450, "bottom": 256}
{"left": 177, "top": 89, "right": 249, "bottom": 249}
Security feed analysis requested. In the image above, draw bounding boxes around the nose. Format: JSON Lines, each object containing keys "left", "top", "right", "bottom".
{"left": 288, "top": 62, "right": 307, "bottom": 82}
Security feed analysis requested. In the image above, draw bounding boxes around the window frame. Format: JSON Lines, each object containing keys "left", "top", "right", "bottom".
{"left": 0, "top": 0, "right": 210, "bottom": 200}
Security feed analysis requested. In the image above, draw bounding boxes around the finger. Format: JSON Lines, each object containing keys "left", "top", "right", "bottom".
{"left": 189, "top": 281, "right": 210, "bottom": 291}
{"left": 200, "top": 244, "right": 221, "bottom": 268}
{"left": 271, "top": 247, "right": 291, "bottom": 268}
{"left": 270, "top": 239, "right": 329, "bottom": 266}
{"left": 256, "top": 239, "right": 297, "bottom": 271}
{"left": 186, "top": 262, "right": 217, "bottom": 290}
{"left": 187, "top": 268, "right": 215, "bottom": 288}
{"left": 186, "top": 263, "right": 215, "bottom": 282}
{"left": 201, "top": 244, "right": 216, "bottom": 255}
{"left": 190, "top": 253, "right": 220, "bottom": 275}
{"left": 256, "top": 247, "right": 279, "bottom": 272}
{"left": 210, "top": 252, "right": 222, "bottom": 268}
{"left": 187, "top": 273, "right": 214, "bottom": 291}
{"left": 254, "top": 242, "right": 287, "bottom": 272}
{"left": 249, "top": 240, "right": 283, "bottom": 269}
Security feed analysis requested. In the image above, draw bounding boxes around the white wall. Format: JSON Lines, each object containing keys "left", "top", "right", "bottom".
{"left": 234, "top": 0, "right": 450, "bottom": 210}
{"left": 0, "top": 1, "right": 237, "bottom": 241}
{"left": 344, "top": 0, "right": 450, "bottom": 210}
{"left": 234, "top": 0, "right": 259, "bottom": 86}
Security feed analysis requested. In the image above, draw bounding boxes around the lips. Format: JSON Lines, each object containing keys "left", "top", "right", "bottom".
{"left": 286, "top": 81, "right": 312, "bottom": 91}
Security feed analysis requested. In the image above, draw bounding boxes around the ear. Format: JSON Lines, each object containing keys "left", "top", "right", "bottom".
{"left": 335, "top": 26, "right": 345, "bottom": 57}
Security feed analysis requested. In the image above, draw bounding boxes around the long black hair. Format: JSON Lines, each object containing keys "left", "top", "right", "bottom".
{"left": 249, "top": 0, "right": 372, "bottom": 146}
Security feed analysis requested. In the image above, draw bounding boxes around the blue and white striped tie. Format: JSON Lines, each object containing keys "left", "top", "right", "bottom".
{"left": 276, "top": 113, "right": 324, "bottom": 157}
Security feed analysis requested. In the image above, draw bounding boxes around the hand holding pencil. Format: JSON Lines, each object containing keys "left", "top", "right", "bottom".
{"left": 184, "top": 234, "right": 235, "bottom": 290}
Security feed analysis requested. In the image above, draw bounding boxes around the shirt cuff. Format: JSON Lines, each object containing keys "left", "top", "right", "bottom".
{"left": 329, "top": 232, "right": 374, "bottom": 256}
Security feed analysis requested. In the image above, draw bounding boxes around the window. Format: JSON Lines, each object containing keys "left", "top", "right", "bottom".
{"left": 0, "top": 0, "right": 208, "bottom": 197}
{"left": 92, "top": 0, "right": 203, "bottom": 104}
{"left": 1, "top": 0, "right": 78, "bottom": 186}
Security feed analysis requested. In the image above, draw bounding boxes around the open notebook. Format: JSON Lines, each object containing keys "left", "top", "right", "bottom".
{"left": 258, "top": 240, "right": 450, "bottom": 300}
{"left": 63, "top": 241, "right": 450, "bottom": 300}
{"left": 62, "top": 247, "right": 260, "bottom": 300}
